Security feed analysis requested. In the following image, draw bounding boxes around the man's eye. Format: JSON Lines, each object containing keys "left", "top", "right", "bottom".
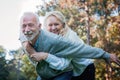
{"left": 22, "top": 24, "right": 26, "bottom": 28}
{"left": 28, "top": 23, "right": 34, "bottom": 27}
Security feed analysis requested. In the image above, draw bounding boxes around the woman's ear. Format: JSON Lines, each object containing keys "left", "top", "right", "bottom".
{"left": 63, "top": 23, "right": 65, "bottom": 28}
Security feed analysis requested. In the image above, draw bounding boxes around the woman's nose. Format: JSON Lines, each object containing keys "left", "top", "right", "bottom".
{"left": 51, "top": 25, "right": 56, "bottom": 30}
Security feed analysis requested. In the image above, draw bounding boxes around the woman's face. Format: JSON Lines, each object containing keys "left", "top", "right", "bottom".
{"left": 46, "top": 15, "right": 64, "bottom": 35}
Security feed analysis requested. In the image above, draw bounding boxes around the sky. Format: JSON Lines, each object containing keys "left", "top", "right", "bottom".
{"left": 0, "top": 0, "right": 44, "bottom": 50}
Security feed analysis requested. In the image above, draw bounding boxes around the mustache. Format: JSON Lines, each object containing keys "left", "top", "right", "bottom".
{"left": 24, "top": 31, "right": 33, "bottom": 35}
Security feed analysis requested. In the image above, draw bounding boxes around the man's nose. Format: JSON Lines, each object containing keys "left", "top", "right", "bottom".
{"left": 25, "top": 26, "right": 30, "bottom": 32}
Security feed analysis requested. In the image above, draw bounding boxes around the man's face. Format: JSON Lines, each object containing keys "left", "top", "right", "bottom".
{"left": 20, "top": 15, "right": 40, "bottom": 41}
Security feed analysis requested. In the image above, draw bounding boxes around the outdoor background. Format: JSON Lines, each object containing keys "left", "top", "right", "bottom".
{"left": 0, "top": 0, "right": 120, "bottom": 80}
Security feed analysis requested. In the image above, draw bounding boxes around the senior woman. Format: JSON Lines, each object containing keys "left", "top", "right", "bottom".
{"left": 43, "top": 11, "right": 95, "bottom": 80}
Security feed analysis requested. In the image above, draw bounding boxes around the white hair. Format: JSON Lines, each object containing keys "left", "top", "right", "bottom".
{"left": 20, "top": 12, "right": 40, "bottom": 25}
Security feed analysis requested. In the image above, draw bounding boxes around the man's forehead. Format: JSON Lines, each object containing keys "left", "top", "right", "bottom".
{"left": 21, "top": 15, "right": 37, "bottom": 23}
{"left": 20, "top": 12, "right": 39, "bottom": 25}
{"left": 22, "top": 14, "right": 35, "bottom": 20}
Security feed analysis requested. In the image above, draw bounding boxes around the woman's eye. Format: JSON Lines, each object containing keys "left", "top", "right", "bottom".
{"left": 54, "top": 23, "right": 59, "bottom": 26}
{"left": 48, "top": 24, "right": 53, "bottom": 26}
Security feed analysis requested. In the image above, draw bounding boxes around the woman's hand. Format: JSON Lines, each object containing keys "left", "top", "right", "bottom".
{"left": 110, "top": 54, "right": 120, "bottom": 66}
{"left": 22, "top": 41, "right": 36, "bottom": 55}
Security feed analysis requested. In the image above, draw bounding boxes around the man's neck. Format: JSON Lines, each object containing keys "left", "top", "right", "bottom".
{"left": 30, "top": 31, "right": 40, "bottom": 46}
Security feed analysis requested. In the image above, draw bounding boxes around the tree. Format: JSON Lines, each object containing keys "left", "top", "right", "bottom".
{"left": 20, "top": 54, "right": 37, "bottom": 80}
{"left": 0, "top": 45, "right": 6, "bottom": 57}
{"left": 0, "top": 46, "right": 9, "bottom": 80}
{"left": 6, "top": 49, "right": 27, "bottom": 80}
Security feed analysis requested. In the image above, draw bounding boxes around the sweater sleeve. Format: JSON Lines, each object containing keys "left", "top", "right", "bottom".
{"left": 50, "top": 36, "right": 110, "bottom": 60}
{"left": 45, "top": 54, "right": 72, "bottom": 70}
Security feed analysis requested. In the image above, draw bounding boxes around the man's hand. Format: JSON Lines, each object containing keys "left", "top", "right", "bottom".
{"left": 30, "top": 52, "right": 48, "bottom": 62}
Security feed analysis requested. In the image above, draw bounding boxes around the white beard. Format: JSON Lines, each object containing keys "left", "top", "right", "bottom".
{"left": 25, "top": 30, "right": 39, "bottom": 41}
